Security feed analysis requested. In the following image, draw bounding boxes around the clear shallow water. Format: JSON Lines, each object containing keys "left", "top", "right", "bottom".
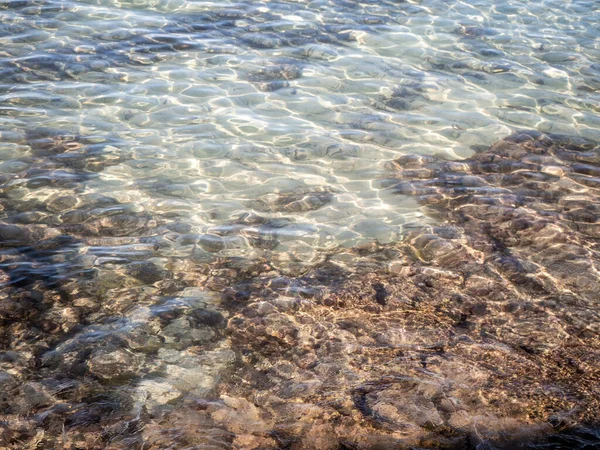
{"left": 1, "top": 0, "right": 599, "bottom": 262}
{"left": 1, "top": 0, "right": 600, "bottom": 449}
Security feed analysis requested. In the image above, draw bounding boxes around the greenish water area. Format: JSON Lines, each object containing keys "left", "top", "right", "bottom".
{"left": 0, "top": 0, "right": 599, "bottom": 448}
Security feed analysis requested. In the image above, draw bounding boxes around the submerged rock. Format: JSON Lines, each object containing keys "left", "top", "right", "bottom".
{"left": 1, "top": 131, "right": 600, "bottom": 449}
{"left": 87, "top": 348, "right": 146, "bottom": 382}
{"left": 251, "top": 188, "right": 335, "bottom": 213}
{"left": 213, "top": 131, "right": 600, "bottom": 449}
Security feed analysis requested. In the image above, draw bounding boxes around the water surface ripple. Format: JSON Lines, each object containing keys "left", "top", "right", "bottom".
{"left": 0, "top": 0, "right": 599, "bottom": 448}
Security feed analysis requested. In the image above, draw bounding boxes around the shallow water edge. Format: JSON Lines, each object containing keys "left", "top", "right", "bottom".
{"left": 1, "top": 131, "right": 600, "bottom": 449}
{"left": 2, "top": 0, "right": 600, "bottom": 447}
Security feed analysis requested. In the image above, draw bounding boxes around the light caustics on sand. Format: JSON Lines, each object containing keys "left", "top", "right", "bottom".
{"left": 0, "top": 0, "right": 599, "bottom": 449}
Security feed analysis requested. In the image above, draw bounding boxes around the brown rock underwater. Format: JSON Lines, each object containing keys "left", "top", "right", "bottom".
{"left": 217, "top": 131, "right": 600, "bottom": 449}
{"left": 1, "top": 131, "right": 600, "bottom": 449}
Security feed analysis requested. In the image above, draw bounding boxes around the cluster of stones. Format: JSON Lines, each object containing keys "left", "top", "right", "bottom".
{"left": 1, "top": 131, "right": 600, "bottom": 449}
{"left": 211, "top": 131, "right": 600, "bottom": 449}
{"left": 0, "top": 128, "right": 253, "bottom": 449}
